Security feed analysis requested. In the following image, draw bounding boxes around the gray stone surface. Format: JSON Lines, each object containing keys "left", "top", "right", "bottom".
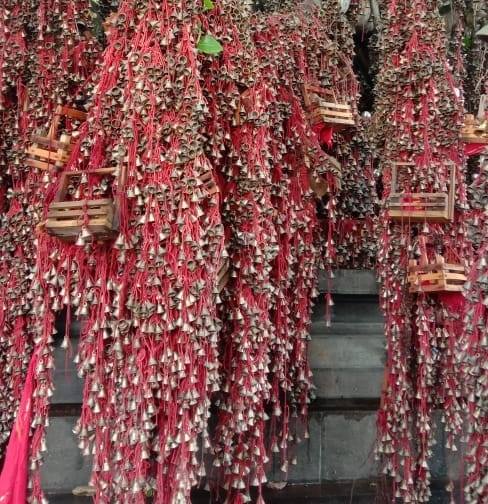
{"left": 309, "top": 335, "right": 384, "bottom": 370}
{"left": 321, "top": 413, "right": 377, "bottom": 481}
{"left": 52, "top": 318, "right": 83, "bottom": 404}
{"left": 313, "top": 368, "right": 384, "bottom": 399}
{"left": 274, "top": 412, "right": 378, "bottom": 484}
{"left": 319, "top": 269, "right": 379, "bottom": 295}
{"left": 41, "top": 417, "right": 91, "bottom": 493}
{"left": 285, "top": 413, "right": 323, "bottom": 483}
{"left": 312, "top": 296, "right": 383, "bottom": 325}
{"left": 309, "top": 294, "right": 385, "bottom": 399}
{"left": 52, "top": 347, "right": 84, "bottom": 404}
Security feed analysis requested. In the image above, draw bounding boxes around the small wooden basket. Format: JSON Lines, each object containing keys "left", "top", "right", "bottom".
{"left": 25, "top": 105, "right": 87, "bottom": 172}
{"left": 25, "top": 134, "right": 72, "bottom": 172}
{"left": 386, "top": 162, "right": 455, "bottom": 223}
{"left": 407, "top": 259, "right": 466, "bottom": 293}
{"left": 461, "top": 114, "right": 488, "bottom": 144}
{"left": 303, "top": 84, "right": 355, "bottom": 130}
{"left": 45, "top": 167, "right": 119, "bottom": 242}
{"left": 461, "top": 96, "right": 488, "bottom": 144}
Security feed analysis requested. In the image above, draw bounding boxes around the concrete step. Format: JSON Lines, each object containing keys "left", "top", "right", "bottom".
{"left": 311, "top": 321, "right": 384, "bottom": 337}
{"left": 312, "top": 368, "right": 384, "bottom": 398}
{"left": 312, "top": 296, "right": 383, "bottom": 325}
{"left": 319, "top": 269, "right": 378, "bottom": 295}
{"left": 41, "top": 417, "right": 91, "bottom": 494}
{"left": 47, "top": 485, "right": 453, "bottom": 504}
{"left": 42, "top": 411, "right": 460, "bottom": 495}
{"left": 51, "top": 294, "right": 385, "bottom": 403}
{"left": 309, "top": 335, "right": 384, "bottom": 369}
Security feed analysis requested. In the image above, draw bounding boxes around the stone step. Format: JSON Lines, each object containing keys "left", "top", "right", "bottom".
{"left": 312, "top": 368, "right": 384, "bottom": 399}
{"left": 51, "top": 294, "right": 385, "bottom": 403}
{"left": 47, "top": 486, "right": 452, "bottom": 504}
{"left": 319, "top": 269, "right": 378, "bottom": 295}
{"left": 312, "top": 296, "right": 383, "bottom": 325}
{"left": 41, "top": 417, "right": 91, "bottom": 494}
{"left": 309, "top": 335, "right": 384, "bottom": 369}
{"left": 311, "top": 321, "right": 384, "bottom": 337}
{"left": 42, "top": 411, "right": 460, "bottom": 494}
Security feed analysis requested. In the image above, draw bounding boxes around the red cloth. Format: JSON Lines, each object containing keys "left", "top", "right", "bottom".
{"left": 464, "top": 143, "right": 487, "bottom": 157}
{"left": 0, "top": 353, "right": 37, "bottom": 504}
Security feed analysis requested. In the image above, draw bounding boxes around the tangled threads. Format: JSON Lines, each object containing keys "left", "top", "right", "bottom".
{"left": 0, "top": 0, "right": 99, "bottom": 467}
{"left": 373, "top": 1, "right": 472, "bottom": 502}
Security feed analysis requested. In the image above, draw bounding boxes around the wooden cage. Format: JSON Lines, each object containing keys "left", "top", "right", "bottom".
{"left": 407, "top": 258, "right": 466, "bottom": 293}
{"left": 25, "top": 105, "right": 87, "bottom": 172}
{"left": 386, "top": 162, "right": 455, "bottom": 223}
{"left": 303, "top": 84, "right": 355, "bottom": 130}
{"left": 461, "top": 114, "right": 488, "bottom": 144}
{"left": 461, "top": 95, "right": 488, "bottom": 144}
{"left": 45, "top": 167, "right": 120, "bottom": 242}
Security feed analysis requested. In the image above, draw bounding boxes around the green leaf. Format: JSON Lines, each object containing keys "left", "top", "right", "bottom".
{"left": 463, "top": 35, "right": 473, "bottom": 50}
{"left": 203, "top": 0, "right": 215, "bottom": 11}
{"left": 197, "top": 34, "right": 223, "bottom": 55}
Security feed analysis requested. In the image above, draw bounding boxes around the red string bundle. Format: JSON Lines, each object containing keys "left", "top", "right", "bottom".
{"left": 30, "top": 2, "right": 225, "bottom": 502}
{"left": 373, "top": 2, "right": 473, "bottom": 502}
{"left": 0, "top": 1, "right": 98, "bottom": 478}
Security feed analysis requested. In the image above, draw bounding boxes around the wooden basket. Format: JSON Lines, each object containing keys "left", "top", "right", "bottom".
{"left": 303, "top": 84, "right": 355, "bottom": 130}
{"left": 46, "top": 199, "right": 116, "bottom": 240}
{"left": 461, "top": 114, "right": 488, "bottom": 144}
{"left": 25, "top": 105, "right": 87, "bottom": 172}
{"left": 45, "top": 167, "right": 119, "bottom": 242}
{"left": 407, "top": 260, "right": 466, "bottom": 293}
{"left": 386, "top": 162, "right": 455, "bottom": 223}
{"left": 25, "top": 134, "right": 72, "bottom": 172}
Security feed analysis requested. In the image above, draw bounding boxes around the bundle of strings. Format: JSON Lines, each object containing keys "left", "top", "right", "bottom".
{"left": 0, "top": 0, "right": 98, "bottom": 468}
{"left": 461, "top": 154, "right": 488, "bottom": 502}
{"left": 201, "top": 1, "right": 350, "bottom": 500}
{"left": 29, "top": 1, "right": 225, "bottom": 502}
{"left": 450, "top": 7, "right": 487, "bottom": 500}
{"left": 250, "top": 2, "right": 341, "bottom": 489}
{"left": 199, "top": 4, "right": 277, "bottom": 502}
{"left": 319, "top": 1, "right": 379, "bottom": 271}
{"left": 204, "top": 3, "right": 359, "bottom": 500}
{"left": 373, "top": 1, "right": 472, "bottom": 502}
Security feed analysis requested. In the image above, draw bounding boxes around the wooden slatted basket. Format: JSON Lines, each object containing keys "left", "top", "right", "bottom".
{"left": 407, "top": 259, "right": 466, "bottom": 293}
{"left": 25, "top": 134, "right": 72, "bottom": 172}
{"left": 461, "top": 114, "right": 488, "bottom": 144}
{"left": 386, "top": 162, "right": 455, "bottom": 223}
{"left": 46, "top": 199, "right": 116, "bottom": 240}
{"left": 25, "top": 105, "right": 87, "bottom": 172}
{"left": 45, "top": 167, "right": 120, "bottom": 242}
{"left": 303, "top": 84, "right": 355, "bottom": 130}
